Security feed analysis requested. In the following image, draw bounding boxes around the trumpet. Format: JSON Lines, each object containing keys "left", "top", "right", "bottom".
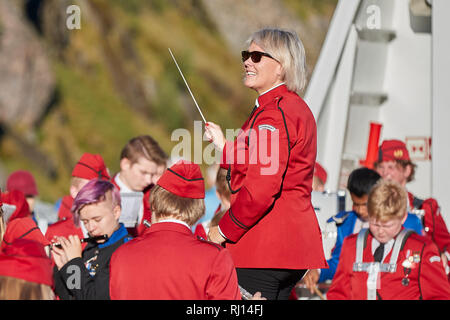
{"left": 52, "top": 235, "right": 109, "bottom": 249}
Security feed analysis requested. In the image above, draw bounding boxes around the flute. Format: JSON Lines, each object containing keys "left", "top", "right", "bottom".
{"left": 52, "top": 235, "right": 108, "bottom": 248}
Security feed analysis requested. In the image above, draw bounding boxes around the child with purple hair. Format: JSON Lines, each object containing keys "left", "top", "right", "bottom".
{"left": 51, "top": 179, "right": 131, "bottom": 300}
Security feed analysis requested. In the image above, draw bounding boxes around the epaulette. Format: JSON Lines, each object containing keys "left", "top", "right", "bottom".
{"left": 327, "top": 211, "right": 351, "bottom": 226}
{"left": 196, "top": 236, "right": 224, "bottom": 251}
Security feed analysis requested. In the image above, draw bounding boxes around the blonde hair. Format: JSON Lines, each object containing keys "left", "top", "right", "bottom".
{"left": 0, "top": 276, "right": 54, "bottom": 300}
{"left": 367, "top": 180, "right": 407, "bottom": 222}
{"left": 150, "top": 185, "right": 205, "bottom": 226}
{"left": 247, "top": 28, "right": 307, "bottom": 93}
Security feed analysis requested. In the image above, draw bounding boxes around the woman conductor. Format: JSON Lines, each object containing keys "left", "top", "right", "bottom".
{"left": 205, "top": 28, "right": 328, "bottom": 300}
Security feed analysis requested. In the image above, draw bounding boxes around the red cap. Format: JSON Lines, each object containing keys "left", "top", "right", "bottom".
{"left": 314, "top": 162, "right": 327, "bottom": 184}
{"left": 6, "top": 170, "right": 38, "bottom": 196}
{"left": 2, "top": 217, "right": 50, "bottom": 251}
{"left": 1, "top": 190, "right": 31, "bottom": 222}
{"left": 157, "top": 160, "right": 205, "bottom": 199}
{"left": 0, "top": 238, "right": 53, "bottom": 287}
{"left": 72, "top": 153, "right": 110, "bottom": 180}
{"left": 378, "top": 140, "right": 410, "bottom": 162}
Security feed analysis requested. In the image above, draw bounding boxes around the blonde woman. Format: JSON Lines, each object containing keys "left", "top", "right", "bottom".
{"left": 206, "top": 28, "right": 327, "bottom": 299}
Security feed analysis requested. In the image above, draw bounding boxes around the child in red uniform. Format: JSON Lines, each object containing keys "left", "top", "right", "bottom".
{"left": 45, "top": 153, "right": 110, "bottom": 246}
{"left": 109, "top": 160, "right": 241, "bottom": 300}
{"left": 375, "top": 139, "right": 450, "bottom": 276}
{"left": 194, "top": 167, "right": 230, "bottom": 239}
{"left": 327, "top": 180, "right": 450, "bottom": 300}
{"left": 0, "top": 239, "right": 54, "bottom": 300}
{"left": 112, "top": 135, "right": 167, "bottom": 237}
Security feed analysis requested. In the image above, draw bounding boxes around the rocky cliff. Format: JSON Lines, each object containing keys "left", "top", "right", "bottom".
{"left": 0, "top": 0, "right": 336, "bottom": 201}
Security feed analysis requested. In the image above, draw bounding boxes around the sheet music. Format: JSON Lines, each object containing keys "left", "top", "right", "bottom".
{"left": 119, "top": 192, "right": 144, "bottom": 228}
{"left": 2, "top": 204, "right": 17, "bottom": 222}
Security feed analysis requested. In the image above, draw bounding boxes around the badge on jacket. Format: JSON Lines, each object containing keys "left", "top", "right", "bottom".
{"left": 258, "top": 124, "right": 276, "bottom": 132}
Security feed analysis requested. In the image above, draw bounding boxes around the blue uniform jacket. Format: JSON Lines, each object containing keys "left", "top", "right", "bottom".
{"left": 318, "top": 210, "right": 423, "bottom": 283}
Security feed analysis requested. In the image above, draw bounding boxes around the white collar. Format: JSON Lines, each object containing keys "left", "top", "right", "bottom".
{"left": 255, "top": 82, "right": 285, "bottom": 107}
{"left": 114, "top": 173, "right": 133, "bottom": 192}
{"left": 371, "top": 237, "right": 395, "bottom": 262}
{"left": 155, "top": 219, "right": 191, "bottom": 230}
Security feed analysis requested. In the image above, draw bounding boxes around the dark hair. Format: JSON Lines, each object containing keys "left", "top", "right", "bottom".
{"left": 347, "top": 167, "right": 381, "bottom": 197}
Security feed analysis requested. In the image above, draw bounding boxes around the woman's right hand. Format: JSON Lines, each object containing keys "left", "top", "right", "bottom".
{"left": 204, "top": 122, "right": 226, "bottom": 152}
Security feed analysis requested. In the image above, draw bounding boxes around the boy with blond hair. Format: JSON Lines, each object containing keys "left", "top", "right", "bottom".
{"left": 327, "top": 180, "right": 450, "bottom": 300}
{"left": 109, "top": 160, "right": 241, "bottom": 300}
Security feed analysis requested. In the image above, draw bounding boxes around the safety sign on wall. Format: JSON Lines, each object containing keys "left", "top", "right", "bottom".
{"left": 405, "top": 137, "right": 431, "bottom": 161}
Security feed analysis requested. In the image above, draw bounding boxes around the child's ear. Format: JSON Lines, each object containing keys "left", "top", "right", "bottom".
{"left": 113, "top": 205, "right": 121, "bottom": 221}
{"left": 70, "top": 185, "right": 78, "bottom": 199}
{"left": 120, "top": 158, "right": 131, "bottom": 171}
{"left": 404, "top": 164, "right": 412, "bottom": 179}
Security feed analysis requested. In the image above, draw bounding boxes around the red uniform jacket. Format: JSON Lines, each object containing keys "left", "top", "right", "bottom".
{"left": 219, "top": 84, "right": 327, "bottom": 270}
{"left": 109, "top": 222, "right": 241, "bottom": 300}
{"left": 327, "top": 229, "right": 450, "bottom": 300}
{"left": 111, "top": 175, "right": 152, "bottom": 237}
{"left": 408, "top": 192, "right": 450, "bottom": 254}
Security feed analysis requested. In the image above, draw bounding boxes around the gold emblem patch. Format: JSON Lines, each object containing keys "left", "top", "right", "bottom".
{"left": 394, "top": 149, "right": 403, "bottom": 158}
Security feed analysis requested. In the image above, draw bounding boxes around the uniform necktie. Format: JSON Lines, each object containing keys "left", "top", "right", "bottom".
{"left": 373, "top": 243, "right": 385, "bottom": 262}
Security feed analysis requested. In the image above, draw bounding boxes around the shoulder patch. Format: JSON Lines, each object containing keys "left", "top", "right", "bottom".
{"left": 258, "top": 124, "right": 276, "bottom": 132}
{"left": 196, "top": 236, "right": 223, "bottom": 251}
{"left": 328, "top": 212, "right": 350, "bottom": 225}
{"left": 429, "top": 255, "right": 441, "bottom": 264}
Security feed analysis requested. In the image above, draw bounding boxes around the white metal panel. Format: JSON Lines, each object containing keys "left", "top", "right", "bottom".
{"left": 379, "top": 0, "right": 432, "bottom": 198}
{"left": 431, "top": 0, "right": 450, "bottom": 226}
{"left": 304, "top": 0, "right": 361, "bottom": 120}
{"left": 317, "top": 26, "right": 358, "bottom": 191}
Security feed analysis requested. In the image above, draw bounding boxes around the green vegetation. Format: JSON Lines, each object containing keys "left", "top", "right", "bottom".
{"left": 0, "top": 0, "right": 336, "bottom": 203}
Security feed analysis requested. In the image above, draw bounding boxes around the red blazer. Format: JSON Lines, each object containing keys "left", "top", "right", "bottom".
{"left": 408, "top": 192, "right": 450, "bottom": 254}
{"left": 111, "top": 175, "right": 152, "bottom": 237}
{"left": 109, "top": 222, "right": 241, "bottom": 300}
{"left": 219, "top": 84, "right": 327, "bottom": 270}
{"left": 327, "top": 229, "right": 450, "bottom": 300}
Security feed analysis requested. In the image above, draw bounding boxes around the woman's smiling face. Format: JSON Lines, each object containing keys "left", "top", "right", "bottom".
{"left": 243, "top": 42, "right": 283, "bottom": 95}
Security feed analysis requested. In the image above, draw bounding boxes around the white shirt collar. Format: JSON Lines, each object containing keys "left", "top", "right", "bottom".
{"left": 114, "top": 173, "right": 132, "bottom": 192}
{"left": 155, "top": 219, "right": 191, "bottom": 230}
{"left": 255, "top": 82, "right": 285, "bottom": 107}
{"left": 371, "top": 237, "right": 395, "bottom": 262}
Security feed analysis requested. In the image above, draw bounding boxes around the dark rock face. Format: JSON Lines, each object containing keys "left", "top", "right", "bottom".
{"left": 0, "top": 0, "right": 55, "bottom": 128}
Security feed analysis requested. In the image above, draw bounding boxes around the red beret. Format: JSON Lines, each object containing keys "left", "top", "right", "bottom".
{"left": 314, "top": 162, "right": 327, "bottom": 184}
{"left": 0, "top": 238, "right": 53, "bottom": 287}
{"left": 1, "top": 190, "right": 31, "bottom": 223}
{"left": 157, "top": 160, "right": 205, "bottom": 199}
{"left": 378, "top": 140, "right": 410, "bottom": 162}
{"left": 2, "top": 217, "right": 50, "bottom": 251}
{"left": 72, "top": 153, "right": 110, "bottom": 180}
{"left": 6, "top": 170, "right": 38, "bottom": 196}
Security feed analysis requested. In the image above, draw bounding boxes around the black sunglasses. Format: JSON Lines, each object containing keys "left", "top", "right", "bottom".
{"left": 241, "top": 50, "right": 276, "bottom": 63}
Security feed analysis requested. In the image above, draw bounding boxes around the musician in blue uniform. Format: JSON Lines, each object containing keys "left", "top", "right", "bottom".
{"left": 303, "top": 167, "right": 423, "bottom": 293}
